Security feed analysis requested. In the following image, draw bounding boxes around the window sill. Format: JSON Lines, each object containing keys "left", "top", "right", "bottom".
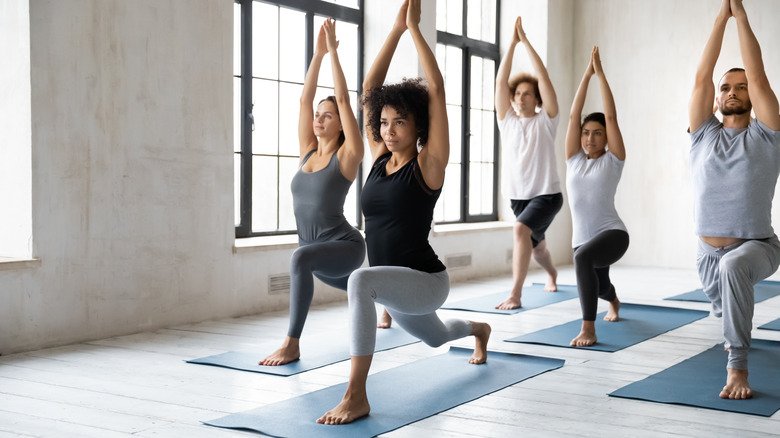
{"left": 432, "top": 221, "right": 513, "bottom": 236}
{"left": 0, "top": 257, "right": 41, "bottom": 271}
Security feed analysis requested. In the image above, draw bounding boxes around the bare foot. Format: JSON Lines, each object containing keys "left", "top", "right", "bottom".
{"left": 604, "top": 298, "right": 620, "bottom": 322}
{"left": 316, "top": 394, "right": 371, "bottom": 425}
{"left": 377, "top": 309, "right": 392, "bottom": 329}
{"left": 570, "top": 321, "right": 597, "bottom": 347}
{"left": 496, "top": 294, "right": 521, "bottom": 310}
{"left": 259, "top": 338, "right": 300, "bottom": 366}
{"left": 469, "top": 322, "right": 491, "bottom": 364}
{"left": 544, "top": 270, "right": 558, "bottom": 292}
{"left": 720, "top": 368, "right": 752, "bottom": 399}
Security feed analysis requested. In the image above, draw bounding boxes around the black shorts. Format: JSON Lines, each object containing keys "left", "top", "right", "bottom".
{"left": 511, "top": 193, "right": 563, "bottom": 247}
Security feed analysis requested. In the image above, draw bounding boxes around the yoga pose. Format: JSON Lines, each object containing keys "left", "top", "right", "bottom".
{"left": 260, "top": 20, "right": 365, "bottom": 366}
{"left": 494, "top": 16, "right": 562, "bottom": 310}
{"left": 689, "top": 0, "right": 780, "bottom": 399}
{"left": 565, "top": 47, "right": 628, "bottom": 347}
{"left": 317, "top": 0, "right": 491, "bottom": 425}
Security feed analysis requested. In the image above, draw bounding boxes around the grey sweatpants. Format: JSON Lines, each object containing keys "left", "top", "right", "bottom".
{"left": 696, "top": 236, "right": 780, "bottom": 369}
{"left": 347, "top": 266, "right": 472, "bottom": 356}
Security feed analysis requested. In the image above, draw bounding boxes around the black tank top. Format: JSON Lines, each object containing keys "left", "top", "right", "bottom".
{"left": 361, "top": 153, "right": 445, "bottom": 273}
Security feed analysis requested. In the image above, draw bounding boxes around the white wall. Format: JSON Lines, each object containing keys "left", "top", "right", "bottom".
{"left": 0, "top": 0, "right": 516, "bottom": 355}
{"left": 0, "top": 0, "right": 32, "bottom": 258}
{"left": 572, "top": 0, "right": 780, "bottom": 268}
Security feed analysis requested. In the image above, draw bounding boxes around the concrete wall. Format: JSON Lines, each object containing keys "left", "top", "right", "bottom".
{"left": 0, "top": 0, "right": 516, "bottom": 354}
{"left": 0, "top": 0, "right": 33, "bottom": 258}
{"left": 571, "top": 0, "right": 780, "bottom": 268}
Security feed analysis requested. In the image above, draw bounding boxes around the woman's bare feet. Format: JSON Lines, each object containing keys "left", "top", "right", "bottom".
{"left": 317, "top": 393, "right": 371, "bottom": 425}
{"left": 496, "top": 293, "right": 521, "bottom": 310}
{"left": 720, "top": 368, "right": 752, "bottom": 399}
{"left": 604, "top": 298, "right": 620, "bottom": 322}
{"left": 570, "top": 321, "right": 597, "bottom": 347}
{"left": 469, "top": 322, "right": 491, "bottom": 364}
{"left": 259, "top": 337, "right": 300, "bottom": 366}
{"left": 377, "top": 309, "right": 392, "bottom": 329}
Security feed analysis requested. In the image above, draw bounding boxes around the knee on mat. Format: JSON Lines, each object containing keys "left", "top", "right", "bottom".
{"left": 419, "top": 335, "right": 446, "bottom": 348}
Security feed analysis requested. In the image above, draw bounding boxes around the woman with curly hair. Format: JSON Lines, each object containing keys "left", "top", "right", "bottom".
{"left": 259, "top": 19, "right": 365, "bottom": 366}
{"left": 316, "top": 0, "right": 491, "bottom": 425}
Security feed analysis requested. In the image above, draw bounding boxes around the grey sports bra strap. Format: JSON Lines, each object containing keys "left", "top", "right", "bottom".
{"left": 300, "top": 148, "right": 317, "bottom": 166}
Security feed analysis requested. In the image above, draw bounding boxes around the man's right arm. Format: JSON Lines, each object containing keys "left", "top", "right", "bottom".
{"left": 689, "top": 0, "right": 731, "bottom": 133}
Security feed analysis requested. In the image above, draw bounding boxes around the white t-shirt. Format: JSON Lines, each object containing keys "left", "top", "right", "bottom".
{"left": 498, "top": 108, "right": 561, "bottom": 200}
{"left": 566, "top": 150, "right": 626, "bottom": 247}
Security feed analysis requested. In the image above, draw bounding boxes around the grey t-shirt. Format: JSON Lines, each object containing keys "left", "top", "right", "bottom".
{"left": 566, "top": 150, "right": 627, "bottom": 247}
{"left": 690, "top": 115, "right": 780, "bottom": 239}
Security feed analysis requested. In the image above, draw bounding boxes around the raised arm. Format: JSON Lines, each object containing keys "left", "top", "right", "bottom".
{"left": 731, "top": 0, "right": 780, "bottom": 129}
{"left": 517, "top": 17, "right": 558, "bottom": 118}
{"left": 299, "top": 25, "right": 327, "bottom": 157}
{"left": 407, "top": 0, "right": 448, "bottom": 190}
{"left": 592, "top": 47, "right": 625, "bottom": 160}
{"left": 566, "top": 51, "right": 593, "bottom": 160}
{"left": 323, "top": 19, "right": 363, "bottom": 181}
{"left": 689, "top": 0, "right": 731, "bottom": 133}
{"left": 363, "top": 0, "right": 408, "bottom": 161}
{"left": 495, "top": 17, "right": 521, "bottom": 121}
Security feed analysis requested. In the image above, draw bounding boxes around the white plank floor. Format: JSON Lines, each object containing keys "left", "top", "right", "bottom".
{"left": 2, "top": 265, "right": 779, "bottom": 437}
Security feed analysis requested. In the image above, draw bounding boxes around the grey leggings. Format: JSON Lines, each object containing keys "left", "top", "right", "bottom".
{"left": 696, "top": 236, "right": 780, "bottom": 370}
{"left": 287, "top": 239, "right": 365, "bottom": 338}
{"left": 347, "top": 266, "right": 472, "bottom": 356}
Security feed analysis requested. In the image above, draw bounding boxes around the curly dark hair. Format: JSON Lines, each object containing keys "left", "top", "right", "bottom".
{"left": 363, "top": 77, "right": 429, "bottom": 147}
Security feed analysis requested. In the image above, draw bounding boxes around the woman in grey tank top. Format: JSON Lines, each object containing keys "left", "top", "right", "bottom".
{"left": 260, "top": 20, "right": 366, "bottom": 367}
{"left": 564, "top": 47, "right": 629, "bottom": 348}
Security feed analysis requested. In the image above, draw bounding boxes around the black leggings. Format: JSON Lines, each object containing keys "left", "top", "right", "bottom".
{"left": 573, "top": 229, "right": 629, "bottom": 321}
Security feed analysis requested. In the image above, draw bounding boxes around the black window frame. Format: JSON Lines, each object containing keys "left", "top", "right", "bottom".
{"left": 436, "top": 0, "right": 500, "bottom": 224}
{"left": 234, "top": 0, "right": 364, "bottom": 238}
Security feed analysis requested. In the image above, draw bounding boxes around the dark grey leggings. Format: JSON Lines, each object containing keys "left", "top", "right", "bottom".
{"left": 573, "top": 229, "right": 629, "bottom": 321}
{"left": 287, "top": 239, "right": 365, "bottom": 338}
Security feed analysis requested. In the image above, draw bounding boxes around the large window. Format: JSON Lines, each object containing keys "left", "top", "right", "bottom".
{"left": 435, "top": 0, "right": 499, "bottom": 223}
{"left": 234, "top": 0, "right": 363, "bottom": 237}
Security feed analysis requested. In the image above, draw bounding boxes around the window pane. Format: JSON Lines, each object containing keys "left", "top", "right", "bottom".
{"left": 469, "top": 57, "right": 483, "bottom": 110}
{"left": 252, "top": 156, "right": 278, "bottom": 232}
{"left": 437, "top": 44, "right": 462, "bottom": 106}
{"left": 279, "top": 8, "right": 305, "bottom": 83}
{"left": 481, "top": 162, "right": 494, "bottom": 214}
{"left": 253, "top": 79, "right": 279, "bottom": 156}
{"left": 482, "top": 110, "right": 495, "bottom": 162}
{"left": 469, "top": 109, "right": 482, "bottom": 162}
{"left": 234, "top": 153, "right": 241, "bottom": 226}
{"left": 469, "top": 162, "right": 494, "bottom": 215}
{"left": 253, "top": 2, "right": 278, "bottom": 80}
{"left": 481, "top": 0, "right": 496, "bottom": 43}
{"left": 436, "top": 163, "right": 461, "bottom": 222}
{"left": 321, "top": 0, "right": 359, "bottom": 8}
{"left": 234, "top": 3, "right": 241, "bottom": 76}
{"left": 466, "top": 0, "right": 481, "bottom": 40}
{"left": 234, "top": 77, "right": 242, "bottom": 153}
{"left": 278, "top": 82, "right": 303, "bottom": 157}
{"left": 447, "top": 105, "right": 462, "bottom": 165}
{"left": 337, "top": 21, "right": 360, "bottom": 91}
{"left": 446, "top": 0, "right": 463, "bottom": 35}
{"left": 278, "top": 157, "right": 299, "bottom": 230}
{"left": 482, "top": 58, "right": 495, "bottom": 109}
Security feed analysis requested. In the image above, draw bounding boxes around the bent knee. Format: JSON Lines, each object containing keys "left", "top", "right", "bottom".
{"left": 347, "top": 267, "right": 378, "bottom": 299}
{"left": 719, "top": 255, "right": 751, "bottom": 278}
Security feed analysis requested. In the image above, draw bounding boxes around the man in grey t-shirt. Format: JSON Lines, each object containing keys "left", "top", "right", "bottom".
{"left": 689, "top": 0, "right": 780, "bottom": 400}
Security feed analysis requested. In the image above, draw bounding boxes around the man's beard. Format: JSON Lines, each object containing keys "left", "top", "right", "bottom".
{"left": 720, "top": 101, "right": 752, "bottom": 116}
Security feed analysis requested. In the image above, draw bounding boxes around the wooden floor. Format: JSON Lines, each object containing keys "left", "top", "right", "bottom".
{"left": 1, "top": 265, "right": 779, "bottom": 437}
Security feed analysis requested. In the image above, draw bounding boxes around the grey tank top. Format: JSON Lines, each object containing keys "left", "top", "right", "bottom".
{"left": 690, "top": 115, "right": 780, "bottom": 239}
{"left": 566, "top": 150, "right": 626, "bottom": 247}
{"left": 291, "top": 150, "right": 362, "bottom": 244}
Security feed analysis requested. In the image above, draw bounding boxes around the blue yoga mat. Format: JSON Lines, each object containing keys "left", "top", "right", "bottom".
{"left": 205, "top": 346, "right": 564, "bottom": 437}
{"left": 441, "top": 283, "right": 578, "bottom": 315}
{"left": 610, "top": 339, "right": 780, "bottom": 416}
{"left": 504, "top": 303, "right": 709, "bottom": 352}
{"left": 187, "top": 327, "right": 418, "bottom": 376}
{"left": 758, "top": 317, "right": 780, "bottom": 331}
{"left": 665, "top": 280, "right": 780, "bottom": 303}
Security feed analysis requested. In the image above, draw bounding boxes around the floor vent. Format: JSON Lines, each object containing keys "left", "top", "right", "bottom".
{"left": 268, "top": 273, "right": 291, "bottom": 295}
{"left": 446, "top": 253, "right": 472, "bottom": 270}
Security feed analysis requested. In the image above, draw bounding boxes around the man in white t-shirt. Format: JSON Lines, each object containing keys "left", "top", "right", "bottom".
{"left": 494, "top": 16, "right": 562, "bottom": 310}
